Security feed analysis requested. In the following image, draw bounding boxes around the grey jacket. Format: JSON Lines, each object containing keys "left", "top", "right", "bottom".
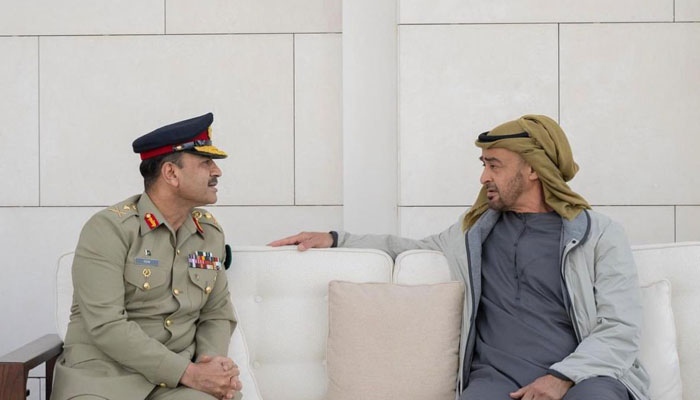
{"left": 338, "top": 209, "right": 650, "bottom": 400}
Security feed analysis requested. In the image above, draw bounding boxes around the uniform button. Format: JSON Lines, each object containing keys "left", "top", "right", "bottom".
{"left": 165, "top": 319, "right": 173, "bottom": 327}
{"left": 205, "top": 286, "right": 212, "bottom": 294}
{"left": 254, "top": 296, "right": 262, "bottom": 303}
{"left": 173, "top": 288, "right": 180, "bottom": 295}
{"left": 176, "top": 249, "right": 181, "bottom": 255}
{"left": 159, "top": 383, "right": 167, "bottom": 388}
{"left": 143, "top": 282, "right": 151, "bottom": 290}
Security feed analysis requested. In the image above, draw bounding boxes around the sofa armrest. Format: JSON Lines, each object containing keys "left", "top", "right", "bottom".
{"left": 0, "top": 334, "right": 63, "bottom": 400}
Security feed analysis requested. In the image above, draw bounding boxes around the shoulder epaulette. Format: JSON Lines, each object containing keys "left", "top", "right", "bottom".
{"left": 106, "top": 201, "right": 138, "bottom": 221}
{"left": 192, "top": 208, "right": 222, "bottom": 232}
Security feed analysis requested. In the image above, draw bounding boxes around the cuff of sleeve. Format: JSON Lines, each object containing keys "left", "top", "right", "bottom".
{"left": 547, "top": 368, "right": 573, "bottom": 383}
{"left": 329, "top": 231, "right": 338, "bottom": 248}
{"left": 155, "top": 351, "right": 191, "bottom": 388}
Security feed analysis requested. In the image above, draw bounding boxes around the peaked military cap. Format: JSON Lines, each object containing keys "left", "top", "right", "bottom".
{"left": 132, "top": 113, "right": 227, "bottom": 160}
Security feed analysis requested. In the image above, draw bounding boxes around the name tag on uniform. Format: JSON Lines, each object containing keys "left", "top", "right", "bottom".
{"left": 188, "top": 251, "right": 222, "bottom": 270}
{"left": 135, "top": 258, "right": 159, "bottom": 266}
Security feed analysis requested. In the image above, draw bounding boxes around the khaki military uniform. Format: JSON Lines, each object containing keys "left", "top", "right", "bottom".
{"left": 53, "top": 193, "right": 236, "bottom": 400}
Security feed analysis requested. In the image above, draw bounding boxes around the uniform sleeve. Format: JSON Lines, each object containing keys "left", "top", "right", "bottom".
{"left": 194, "top": 236, "right": 236, "bottom": 359}
{"left": 72, "top": 214, "right": 190, "bottom": 387}
{"left": 337, "top": 220, "right": 462, "bottom": 259}
{"left": 549, "top": 221, "right": 643, "bottom": 383}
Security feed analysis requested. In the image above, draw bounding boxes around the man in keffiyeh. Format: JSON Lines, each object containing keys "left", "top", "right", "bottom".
{"left": 273, "top": 115, "right": 650, "bottom": 400}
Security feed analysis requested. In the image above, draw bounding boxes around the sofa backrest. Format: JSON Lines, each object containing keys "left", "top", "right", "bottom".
{"left": 632, "top": 242, "right": 700, "bottom": 398}
{"left": 226, "top": 246, "right": 393, "bottom": 400}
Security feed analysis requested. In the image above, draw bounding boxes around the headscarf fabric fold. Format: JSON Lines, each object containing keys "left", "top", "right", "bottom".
{"left": 462, "top": 115, "right": 590, "bottom": 231}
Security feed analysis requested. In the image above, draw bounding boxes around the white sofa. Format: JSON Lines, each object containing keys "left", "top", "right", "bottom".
{"left": 2, "top": 242, "right": 698, "bottom": 399}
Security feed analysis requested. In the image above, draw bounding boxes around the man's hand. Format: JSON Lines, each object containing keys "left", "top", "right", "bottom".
{"left": 180, "top": 355, "right": 242, "bottom": 399}
{"left": 509, "top": 374, "right": 573, "bottom": 400}
{"left": 267, "top": 231, "right": 334, "bottom": 251}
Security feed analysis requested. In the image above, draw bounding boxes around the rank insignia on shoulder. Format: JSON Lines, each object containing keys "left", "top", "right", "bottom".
{"left": 108, "top": 206, "right": 126, "bottom": 217}
{"left": 144, "top": 213, "right": 159, "bottom": 229}
{"left": 188, "top": 251, "right": 222, "bottom": 270}
{"left": 193, "top": 216, "right": 204, "bottom": 234}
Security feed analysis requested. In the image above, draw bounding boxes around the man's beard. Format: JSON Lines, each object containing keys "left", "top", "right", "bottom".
{"left": 486, "top": 171, "right": 525, "bottom": 211}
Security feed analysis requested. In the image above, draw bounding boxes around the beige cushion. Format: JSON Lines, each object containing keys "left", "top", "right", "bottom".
{"left": 326, "top": 281, "right": 464, "bottom": 400}
{"left": 639, "top": 280, "right": 683, "bottom": 400}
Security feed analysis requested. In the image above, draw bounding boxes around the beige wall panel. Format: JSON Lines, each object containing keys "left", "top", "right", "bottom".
{"left": 0, "top": 38, "right": 38, "bottom": 206}
{"left": 561, "top": 24, "right": 700, "bottom": 205}
{"left": 211, "top": 206, "right": 342, "bottom": 245}
{"left": 40, "top": 35, "right": 293, "bottom": 206}
{"left": 677, "top": 206, "right": 700, "bottom": 242}
{"left": 295, "top": 34, "right": 342, "bottom": 205}
{"left": 399, "top": 24, "right": 558, "bottom": 206}
{"left": 399, "top": 206, "right": 467, "bottom": 239}
{"left": 676, "top": 0, "right": 700, "bottom": 21}
{"left": 0, "top": 207, "right": 100, "bottom": 357}
{"left": 593, "top": 206, "right": 674, "bottom": 245}
{"left": 166, "top": 0, "right": 341, "bottom": 34}
{"left": 0, "top": 0, "right": 163, "bottom": 35}
{"left": 399, "top": 0, "right": 672, "bottom": 24}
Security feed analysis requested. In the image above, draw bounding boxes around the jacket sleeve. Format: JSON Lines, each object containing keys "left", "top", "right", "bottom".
{"left": 549, "top": 220, "right": 643, "bottom": 383}
{"left": 337, "top": 220, "right": 463, "bottom": 259}
{"left": 194, "top": 236, "right": 236, "bottom": 359}
{"left": 72, "top": 213, "right": 190, "bottom": 388}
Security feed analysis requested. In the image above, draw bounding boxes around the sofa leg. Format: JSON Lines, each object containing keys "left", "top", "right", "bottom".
{"left": 46, "top": 356, "right": 57, "bottom": 400}
{"left": 0, "top": 362, "right": 27, "bottom": 400}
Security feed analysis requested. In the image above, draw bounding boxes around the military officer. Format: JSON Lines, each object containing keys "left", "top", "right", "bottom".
{"left": 53, "top": 113, "right": 242, "bottom": 400}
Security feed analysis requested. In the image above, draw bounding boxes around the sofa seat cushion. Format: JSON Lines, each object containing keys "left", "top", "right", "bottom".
{"left": 326, "top": 280, "right": 464, "bottom": 400}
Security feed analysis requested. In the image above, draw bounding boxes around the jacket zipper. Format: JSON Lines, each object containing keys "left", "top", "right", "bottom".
{"left": 560, "top": 241, "right": 582, "bottom": 342}
{"left": 462, "top": 232, "right": 477, "bottom": 390}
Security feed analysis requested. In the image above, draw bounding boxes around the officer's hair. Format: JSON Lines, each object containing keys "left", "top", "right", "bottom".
{"left": 140, "top": 152, "right": 184, "bottom": 190}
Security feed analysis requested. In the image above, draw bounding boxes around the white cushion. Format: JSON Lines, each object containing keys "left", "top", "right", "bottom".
{"left": 638, "top": 280, "right": 682, "bottom": 400}
{"left": 56, "top": 252, "right": 75, "bottom": 340}
{"left": 633, "top": 242, "right": 700, "bottom": 400}
{"left": 394, "top": 250, "right": 452, "bottom": 284}
{"left": 226, "top": 246, "right": 394, "bottom": 400}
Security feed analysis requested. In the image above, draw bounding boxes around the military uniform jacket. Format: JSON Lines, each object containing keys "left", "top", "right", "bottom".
{"left": 53, "top": 193, "right": 236, "bottom": 400}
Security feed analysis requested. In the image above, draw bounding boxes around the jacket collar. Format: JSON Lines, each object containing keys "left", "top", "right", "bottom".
{"left": 469, "top": 208, "right": 591, "bottom": 246}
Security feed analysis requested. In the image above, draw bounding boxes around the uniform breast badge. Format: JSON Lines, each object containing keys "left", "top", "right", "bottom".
{"left": 188, "top": 251, "right": 222, "bottom": 270}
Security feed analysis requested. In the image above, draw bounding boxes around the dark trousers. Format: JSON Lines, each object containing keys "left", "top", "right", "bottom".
{"left": 460, "top": 375, "right": 630, "bottom": 400}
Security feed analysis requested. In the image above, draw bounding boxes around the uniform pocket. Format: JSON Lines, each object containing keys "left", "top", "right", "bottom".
{"left": 123, "top": 264, "right": 168, "bottom": 302}
{"left": 187, "top": 268, "right": 217, "bottom": 293}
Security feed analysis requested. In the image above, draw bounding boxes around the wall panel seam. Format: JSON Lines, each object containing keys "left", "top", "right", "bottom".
{"left": 37, "top": 36, "right": 41, "bottom": 207}
{"left": 557, "top": 23, "right": 560, "bottom": 123}
{"left": 293, "top": 33, "right": 296, "bottom": 205}
{"left": 398, "top": 21, "right": 685, "bottom": 26}
{"left": 0, "top": 32, "right": 342, "bottom": 38}
{"left": 674, "top": 205, "right": 677, "bottom": 241}
{"left": 396, "top": 205, "right": 696, "bottom": 207}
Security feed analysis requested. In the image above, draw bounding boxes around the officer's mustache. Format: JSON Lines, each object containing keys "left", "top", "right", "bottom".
{"left": 208, "top": 178, "right": 218, "bottom": 186}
